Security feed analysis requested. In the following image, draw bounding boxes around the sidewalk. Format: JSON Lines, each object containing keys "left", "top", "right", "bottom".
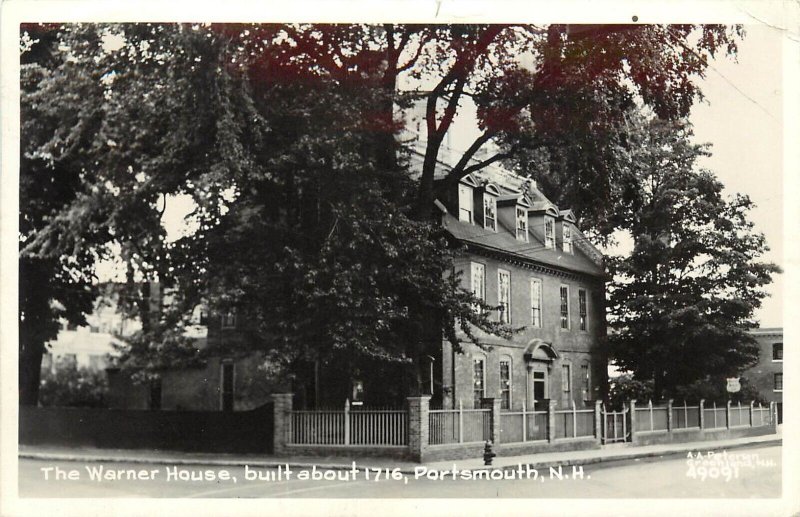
{"left": 19, "top": 431, "right": 781, "bottom": 475}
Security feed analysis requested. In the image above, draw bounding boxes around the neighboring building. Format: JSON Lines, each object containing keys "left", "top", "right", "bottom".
{"left": 42, "top": 285, "right": 137, "bottom": 374}
{"left": 741, "top": 327, "right": 783, "bottom": 423}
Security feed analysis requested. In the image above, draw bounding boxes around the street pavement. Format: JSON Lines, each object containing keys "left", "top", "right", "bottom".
{"left": 17, "top": 444, "right": 781, "bottom": 498}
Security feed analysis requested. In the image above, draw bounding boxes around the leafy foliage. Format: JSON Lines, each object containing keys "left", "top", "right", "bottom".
{"left": 19, "top": 22, "right": 761, "bottom": 404}
{"left": 39, "top": 357, "right": 109, "bottom": 408}
{"left": 607, "top": 118, "right": 779, "bottom": 400}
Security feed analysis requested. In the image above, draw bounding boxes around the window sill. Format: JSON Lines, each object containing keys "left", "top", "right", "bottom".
{"left": 772, "top": 360, "right": 783, "bottom": 363}
{"left": 774, "top": 389, "right": 783, "bottom": 393}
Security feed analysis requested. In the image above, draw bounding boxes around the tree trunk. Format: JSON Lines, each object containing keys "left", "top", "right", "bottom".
{"left": 19, "top": 337, "right": 44, "bottom": 406}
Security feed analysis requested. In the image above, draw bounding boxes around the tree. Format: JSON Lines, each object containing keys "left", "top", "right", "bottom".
{"left": 19, "top": 22, "right": 747, "bottom": 403}
{"left": 607, "top": 117, "right": 779, "bottom": 401}
{"left": 19, "top": 23, "right": 260, "bottom": 403}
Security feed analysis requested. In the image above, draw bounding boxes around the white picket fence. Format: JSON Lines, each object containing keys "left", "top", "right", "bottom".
{"left": 290, "top": 400, "right": 407, "bottom": 446}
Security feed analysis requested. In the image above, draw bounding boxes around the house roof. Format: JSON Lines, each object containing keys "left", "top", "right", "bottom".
{"left": 442, "top": 212, "right": 605, "bottom": 277}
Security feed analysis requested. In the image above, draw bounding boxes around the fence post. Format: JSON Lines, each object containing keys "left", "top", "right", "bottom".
{"left": 629, "top": 399, "right": 637, "bottom": 444}
{"left": 594, "top": 400, "right": 602, "bottom": 444}
{"left": 344, "top": 399, "right": 351, "bottom": 445}
{"left": 648, "top": 399, "right": 654, "bottom": 432}
{"left": 769, "top": 401, "right": 777, "bottom": 432}
{"left": 407, "top": 396, "right": 430, "bottom": 462}
{"left": 481, "top": 397, "right": 502, "bottom": 445}
{"left": 522, "top": 400, "right": 527, "bottom": 442}
{"left": 699, "top": 399, "right": 705, "bottom": 430}
{"left": 571, "top": 400, "right": 577, "bottom": 438}
{"left": 547, "top": 400, "right": 557, "bottom": 443}
{"left": 667, "top": 399, "right": 673, "bottom": 432}
{"left": 726, "top": 400, "right": 732, "bottom": 429}
{"left": 749, "top": 401, "right": 754, "bottom": 427}
{"left": 272, "top": 393, "right": 293, "bottom": 456}
{"left": 458, "top": 399, "right": 464, "bottom": 444}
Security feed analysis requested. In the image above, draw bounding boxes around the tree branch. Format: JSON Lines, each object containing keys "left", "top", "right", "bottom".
{"left": 461, "top": 149, "right": 516, "bottom": 176}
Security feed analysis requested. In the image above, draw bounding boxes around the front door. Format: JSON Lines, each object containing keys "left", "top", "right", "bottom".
{"left": 532, "top": 371, "right": 547, "bottom": 409}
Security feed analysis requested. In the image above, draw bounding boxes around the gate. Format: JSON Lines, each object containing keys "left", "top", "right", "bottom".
{"left": 601, "top": 404, "right": 630, "bottom": 444}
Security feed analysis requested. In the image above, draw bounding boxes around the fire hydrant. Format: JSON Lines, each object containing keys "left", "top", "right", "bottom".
{"left": 483, "top": 441, "right": 496, "bottom": 466}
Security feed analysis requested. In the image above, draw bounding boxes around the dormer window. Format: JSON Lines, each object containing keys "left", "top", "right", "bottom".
{"left": 483, "top": 194, "right": 497, "bottom": 231}
{"left": 458, "top": 184, "right": 473, "bottom": 223}
{"left": 563, "top": 224, "right": 573, "bottom": 254}
{"left": 516, "top": 207, "right": 528, "bottom": 241}
{"left": 544, "top": 216, "right": 555, "bottom": 249}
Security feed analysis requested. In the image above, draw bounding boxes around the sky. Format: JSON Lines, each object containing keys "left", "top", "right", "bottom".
{"left": 689, "top": 24, "right": 784, "bottom": 328}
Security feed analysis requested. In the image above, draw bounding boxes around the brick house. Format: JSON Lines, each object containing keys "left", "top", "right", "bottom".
{"left": 740, "top": 327, "right": 783, "bottom": 423}
{"left": 432, "top": 165, "right": 608, "bottom": 411}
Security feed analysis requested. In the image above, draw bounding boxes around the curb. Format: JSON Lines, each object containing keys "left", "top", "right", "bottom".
{"left": 482, "top": 437, "right": 783, "bottom": 473}
{"left": 19, "top": 437, "right": 781, "bottom": 476}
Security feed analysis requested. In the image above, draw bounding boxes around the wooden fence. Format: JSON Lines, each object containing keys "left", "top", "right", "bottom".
{"left": 671, "top": 402, "right": 701, "bottom": 429}
{"left": 429, "top": 401, "right": 491, "bottom": 445}
{"left": 602, "top": 405, "right": 628, "bottom": 444}
{"left": 290, "top": 400, "right": 407, "bottom": 446}
{"left": 281, "top": 396, "right": 774, "bottom": 457}
{"left": 554, "top": 401, "right": 595, "bottom": 439}
{"left": 704, "top": 402, "right": 728, "bottom": 429}
{"left": 498, "top": 401, "right": 548, "bottom": 443}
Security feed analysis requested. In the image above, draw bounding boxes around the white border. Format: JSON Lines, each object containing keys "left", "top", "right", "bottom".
{"left": 2, "top": 1, "right": 799, "bottom": 516}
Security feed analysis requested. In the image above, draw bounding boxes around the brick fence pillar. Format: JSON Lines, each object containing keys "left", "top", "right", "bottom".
{"left": 629, "top": 399, "right": 637, "bottom": 444}
{"left": 547, "top": 400, "right": 557, "bottom": 443}
{"left": 407, "top": 396, "right": 431, "bottom": 462}
{"left": 594, "top": 400, "right": 602, "bottom": 444}
{"left": 699, "top": 399, "right": 705, "bottom": 430}
{"left": 481, "top": 397, "right": 502, "bottom": 445}
{"left": 272, "top": 393, "right": 293, "bottom": 456}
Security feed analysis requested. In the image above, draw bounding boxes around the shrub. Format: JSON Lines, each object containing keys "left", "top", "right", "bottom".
{"left": 39, "top": 357, "right": 109, "bottom": 408}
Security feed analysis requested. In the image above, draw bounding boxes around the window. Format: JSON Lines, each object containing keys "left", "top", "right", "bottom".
{"left": 560, "top": 285, "right": 570, "bottom": 330}
{"left": 471, "top": 262, "right": 486, "bottom": 310}
{"left": 580, "top": 364, "right": 590, "bottom": 400}
{"left": 562, "top": 364, "right": 571, "bottom": 396}
{"left": 458, "top": 184, "right": 473, "bottom": 223}
{"left": 498, "top": 269, "right": 511, "bottom": 323}
{"left": 530, "top": 278, "right": 542, "bottom": 328}
{"left": 544, "top": 216, "right": 555, "bottom": 249}
{"left": 774, "top": 373, "right": 783, "bottom": 392}
{"left": 484, "top": 194, "right": 497, "bottom": 231}
{"left": 499, "top": 359, "right": 512, "bottom": 410}
{"left": 516, "top": 207, "right": 528, "bottom": 241}
{"left": 773, "top": 343, "right": 783, "bottom": 361}
{"left": 221, "top": 362, "right": 235, "bottom": 411}
{"left": 352, "top": 379, "right": 365, "bottom": 405}
{"left": 532, "top": 370, "right": 547, "bottom": 402}
{"left": 563, "top": 224, "right": 573, "bottom": 253}
{"left": 578, "top": 289, "right": 588, "bottom": 331}
{"left": 473, "top": 358, "right": 486, "bottom": 407}
{"left": 221, "top": 310, "right": 237, "bottom": 329}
